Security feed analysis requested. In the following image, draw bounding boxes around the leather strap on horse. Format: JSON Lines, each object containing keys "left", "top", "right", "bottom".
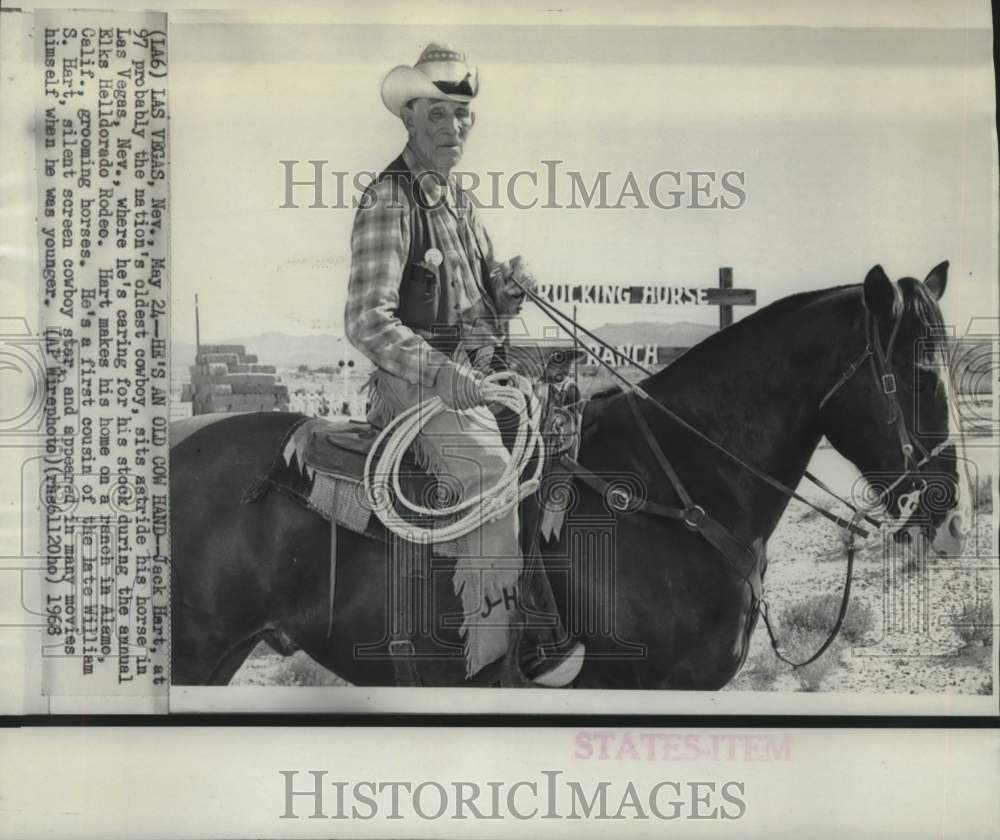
{"left": 621, "top": 387, "right": 863, "bottom": 666}
{"left": 818, "top": 346, "right": 873, "bottom": 412}
{"left": 389, "top": 537, "right": 421, "bottom": 687}
{"left": 327, "top": 521, "right": 337, "bottom": 637}
{"left": 623, "top": 391, "right": 761, "bottom": 583}
{"left": 625, "top": 390, "right": 694, "bottom": 509}
{"left": 631, "top": 388, "right": 872, "bottom": 538}
{"left": 759, "top": 528, "right": 859, "bottom": 668}
{"left": 562, "top": 455, "right": 686, "bottom": 521}
{"left": 325, "top": 523, "right": 420, "bottom": 686}
{"left": 557, "top": 457, "right": 760, "bottom": 588}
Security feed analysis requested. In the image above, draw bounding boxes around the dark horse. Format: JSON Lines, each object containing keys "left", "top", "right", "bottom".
{"left": 170, "top": 263, "right": 967, "bottom": 688}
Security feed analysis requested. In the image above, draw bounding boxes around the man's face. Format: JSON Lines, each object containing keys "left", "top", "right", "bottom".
{"left": 403, "top": 98, "right": 474, "bottom": 173}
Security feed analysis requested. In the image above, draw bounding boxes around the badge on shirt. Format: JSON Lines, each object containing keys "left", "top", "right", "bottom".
{"left": 423, "top": 248, "right": 444, "bottom": 268}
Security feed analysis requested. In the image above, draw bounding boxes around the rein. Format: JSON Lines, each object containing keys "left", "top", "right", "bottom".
{"left": 510, "top": 275, "right": 950, "bottom": 668}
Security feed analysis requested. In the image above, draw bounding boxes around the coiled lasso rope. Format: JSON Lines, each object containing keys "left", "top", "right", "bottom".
{"left": 363, "top": 372, "right": 546, "bottom": 543}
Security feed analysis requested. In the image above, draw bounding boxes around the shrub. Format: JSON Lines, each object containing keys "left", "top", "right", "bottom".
{"left": 973, "top": 475, "right": 992, "bottom": 514}
{"left": 749, "top": 595, "right": 877, "bottom": 692}
{"left": 776, "top": 594, "right": 876, "bottom": 645}
{"left": 765, "top": 628, "right": 841, "bottom": 692}
{"left": 949, "top": 596, "right": 993, "bottom": 649}
{"left": 738, "top": 651, "right": 783, "bottom": 691}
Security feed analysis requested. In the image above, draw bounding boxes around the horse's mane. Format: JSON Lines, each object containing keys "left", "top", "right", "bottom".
{"left": 735, "top": 278, "right": 945, "bottom": 340}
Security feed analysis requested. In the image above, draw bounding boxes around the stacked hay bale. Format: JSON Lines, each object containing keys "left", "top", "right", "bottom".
{"left": 180, "top": 343, "right": 290, "bottom": 414}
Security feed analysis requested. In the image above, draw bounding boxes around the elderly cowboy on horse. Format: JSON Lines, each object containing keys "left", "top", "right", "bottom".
{"left": 345, "top": 44, "right": 584, "bottom": 685}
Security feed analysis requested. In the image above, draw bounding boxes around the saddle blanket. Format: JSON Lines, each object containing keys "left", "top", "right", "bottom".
{"left": 262, "top": 416, "right": 458, "bottom": 557}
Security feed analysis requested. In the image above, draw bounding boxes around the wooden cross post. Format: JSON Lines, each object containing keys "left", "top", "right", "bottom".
{"left": 194, "top": 293, "right": 201, "bottom": 353}
{"left": 718, "top": 266, "right": 734, "bottom": 330}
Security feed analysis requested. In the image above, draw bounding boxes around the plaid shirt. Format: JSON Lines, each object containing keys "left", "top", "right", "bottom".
{"left": 345, "top": 145, "right": 502, "bottom": 387}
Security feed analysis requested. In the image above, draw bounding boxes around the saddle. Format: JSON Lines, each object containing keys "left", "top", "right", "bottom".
{"left": 276, "top": 416, "right": 435, "bottom": 539}
{"left": 254, "top": 383, "right": 584, "bottom": 544}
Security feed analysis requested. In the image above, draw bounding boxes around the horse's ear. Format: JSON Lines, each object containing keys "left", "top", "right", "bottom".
{"left": 863, "top": 265, "right": 897, "bottom": 317}
{"left": 924, "top": 260, "right": 949, "bottom": 301}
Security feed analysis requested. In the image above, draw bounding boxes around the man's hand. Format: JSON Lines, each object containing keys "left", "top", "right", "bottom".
{"left": 493, "top": 255, "right": 538, "bottom": 316}
{"left": 434, "top": 361, "right": 487, "bottom": 411}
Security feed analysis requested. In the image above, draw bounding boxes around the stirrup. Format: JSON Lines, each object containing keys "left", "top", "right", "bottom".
{"left": 523, "top": 640, "right": 586, "bottom": 687}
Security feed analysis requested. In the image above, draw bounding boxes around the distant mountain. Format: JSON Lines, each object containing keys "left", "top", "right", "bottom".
{"left": 173, "top": 321, "right": 716, "bottom": 371}
{"left": 591, "top": 320, "right": 716, "bottom": 347}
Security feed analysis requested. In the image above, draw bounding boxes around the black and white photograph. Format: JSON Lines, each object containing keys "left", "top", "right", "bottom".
{"left": 160, "top": 12, "right": 997, "bottom": 707}
{"left": 0, "top": 0, "right": 998, "bottom": 835}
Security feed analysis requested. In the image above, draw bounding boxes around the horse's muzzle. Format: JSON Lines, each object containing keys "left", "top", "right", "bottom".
{"left": 893, "top": 507, "right": 967, "bottom": 557}
{"left": 930, "top": 508, "right": 967, "bottom": 556}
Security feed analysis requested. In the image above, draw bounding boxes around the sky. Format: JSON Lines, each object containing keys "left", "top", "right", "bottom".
{"left": 167, "top": 21, "right": 997, "bottom": 348}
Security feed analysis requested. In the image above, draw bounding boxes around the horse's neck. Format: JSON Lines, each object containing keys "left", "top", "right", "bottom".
{"left": 622, "top": 289, "right": 863, "bottom": 532}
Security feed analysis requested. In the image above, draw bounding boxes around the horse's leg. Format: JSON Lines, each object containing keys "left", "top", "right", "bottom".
{"left": 205, "top": 634, "right": 261, "bottom": 686}
{"left": 560, "top": 520, "right": 758, "bottom": 690}
{"left": 655, "top": 579, "right": 757, "bottom": 690}
{"left": 170, "top": 562, "right": 246, "bottom": 686}
{"left": 170, "top": 614, "right": 218, "bottom": 686}
{"left": 171, "top": 593, "right": 264, "bottom": 686}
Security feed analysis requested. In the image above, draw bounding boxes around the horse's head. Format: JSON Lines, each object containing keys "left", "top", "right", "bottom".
{"left": 819, "top": 262, "right": 968, "bottom": 556}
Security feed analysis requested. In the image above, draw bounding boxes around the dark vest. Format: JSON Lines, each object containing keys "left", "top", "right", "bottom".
{"left": 375, "top": 155, "right": 491, "bottom": 355}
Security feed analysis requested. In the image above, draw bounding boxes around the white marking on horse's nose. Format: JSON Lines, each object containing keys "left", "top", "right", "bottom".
{"left": 948, "top": 513, "right": 965, "bottom": 540}
{"left": 897, "top": 489, "right": 920, "bottom": 519}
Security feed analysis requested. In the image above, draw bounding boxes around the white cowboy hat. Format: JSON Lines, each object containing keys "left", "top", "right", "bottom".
{"left": 381, "top": 44, "right": 479, "bottom": 118}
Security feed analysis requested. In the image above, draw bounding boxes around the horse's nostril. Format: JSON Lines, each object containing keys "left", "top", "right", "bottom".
{"left": 948, "top": 515, "right": 964, "bottom": 539}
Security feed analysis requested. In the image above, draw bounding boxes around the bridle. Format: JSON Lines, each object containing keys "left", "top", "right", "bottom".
{"left": 818, "top": 298, "right": 951, "bottom": 518}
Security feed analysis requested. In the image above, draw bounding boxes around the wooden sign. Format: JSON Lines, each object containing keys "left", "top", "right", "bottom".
{"left": 537, "top": 267, "right": 752, "bottom": 331}
{"left": 581, "top": 344, "right": 689, "bottom": 368}
{"left": 537, "top": 284, "right": 755, "bottom": 307}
